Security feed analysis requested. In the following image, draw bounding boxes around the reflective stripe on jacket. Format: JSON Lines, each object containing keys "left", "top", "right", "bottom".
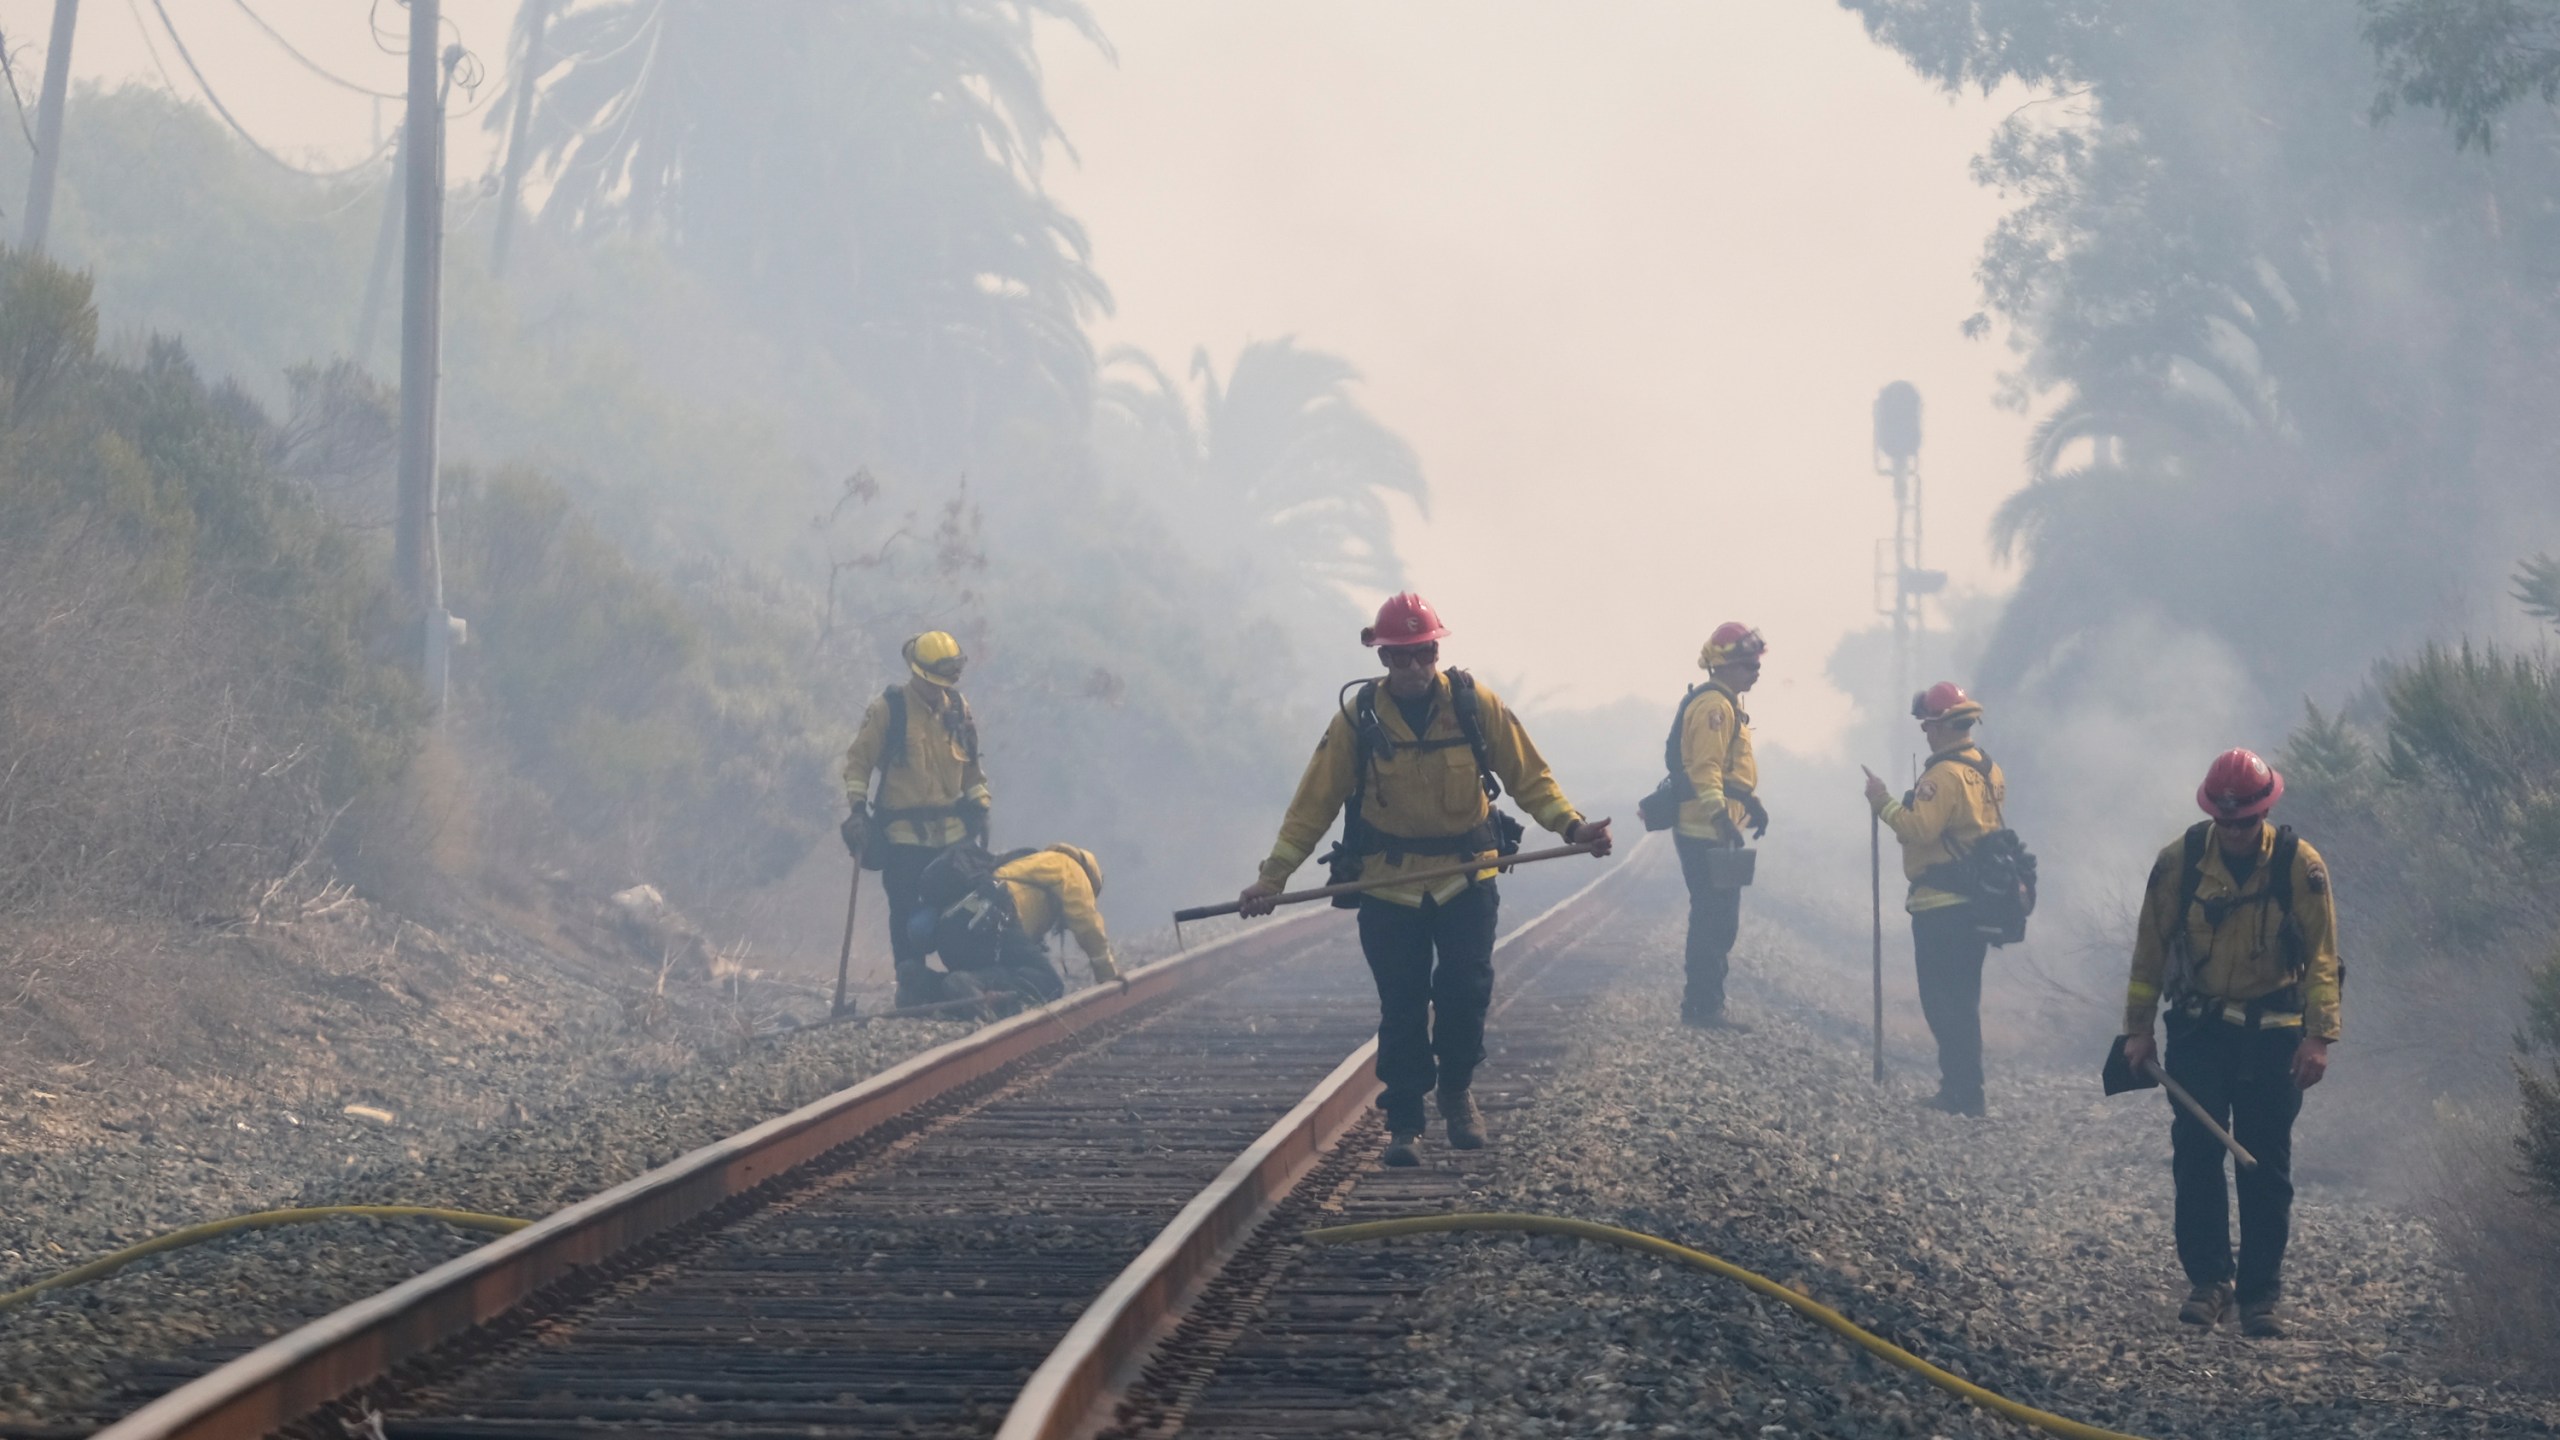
{"left": 1259, "top": 673, "right": 1581, "bottom": 907}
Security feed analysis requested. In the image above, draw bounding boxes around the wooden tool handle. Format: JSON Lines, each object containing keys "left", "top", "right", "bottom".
{"left": 1174, "top": 841, "right": 1602, "bottom": 924}
{"left": 2144, "top": 1057, "right": 2258, "bottom": 1169}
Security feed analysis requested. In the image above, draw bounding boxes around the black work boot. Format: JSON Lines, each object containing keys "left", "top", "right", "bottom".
{"left": 1921, "top": 1087, "right": 1986, "bottom": 1117}
{"left": 2239, "top": 1297, "right": 2285, "bottom": 1338}
{"left": 2179, "top": 1281, "right": 2233, "bottom": 1327}
{"left": 1438, "top": 1087, "right": 1487, "bottom": 1150}
{"left": 1381, "top": 1129, "right": 1422, "bottom": 1167}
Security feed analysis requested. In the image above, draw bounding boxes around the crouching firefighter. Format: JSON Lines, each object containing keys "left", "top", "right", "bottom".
{"left": 1863, "top": 683, "right": 2034, "bottom": 1116}
{"left": 1637, "top": 622, "right": 1768, "bottom": 1028}
{"left": 904, "top": 842, "right": 1119, "bottom": 1011}
{"left": 1235, "top": 593, "right": 1612, "bottom": 1168}
{"left": 2119, "top": 748, "right": 2340, "bottom": 1339}
{"left": 840, "top": 632, "right": 993, "bottom": 1009}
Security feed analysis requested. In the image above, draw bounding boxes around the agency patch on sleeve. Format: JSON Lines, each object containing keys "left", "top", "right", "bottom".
{"left": 2306, "top": 861, "right": 2329, "bottom": 894}
{"left": 1704, "top": 708, "right": 1727, "bottom": 730}
{"left": 1914, "top": 779, "right": 1939, "bottom": 802}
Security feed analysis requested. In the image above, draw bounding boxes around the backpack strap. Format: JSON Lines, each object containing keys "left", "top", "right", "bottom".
{"left": 1446, "top": 669, "right": 1503, "bottom": 802}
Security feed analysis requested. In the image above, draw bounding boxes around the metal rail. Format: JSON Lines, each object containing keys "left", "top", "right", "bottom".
{"left": 996, "top": 845, "right": 1641, "bottom": 1440}
{"left": 88, "top": 912, "right": 1330, "bottom": 1440}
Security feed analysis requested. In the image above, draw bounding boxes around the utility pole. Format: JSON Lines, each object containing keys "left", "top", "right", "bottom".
{"left": 21, "top": 0, "right": 80, "bottom": 255}
{"left": 395, "top": 0, "right": 460, "bottom": 707}
{"left": 1872, "top": 381, "right": 1945, "bottom": 709}
{"left": 489, "top": 0, "right": 554, "bottom": 278}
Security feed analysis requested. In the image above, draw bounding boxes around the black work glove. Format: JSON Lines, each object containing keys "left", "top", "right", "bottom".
{"left": 957, "top": 795, "right": 990, "bottom": 843}
{"left": 840, "top": 809, "right": 868, "bottom": 859}
{"left": 1738, "top": 792, "right": 1770, "bottom": 840}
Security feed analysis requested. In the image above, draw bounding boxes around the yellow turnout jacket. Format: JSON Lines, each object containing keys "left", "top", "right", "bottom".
{"left": 840, "top": 677, "right": 991, "bottom": 849}
{"left": 1259, "top": 672, "right": 1582, "bottom": 908}
{"left": 1869, "top": 742, "right": 2006, "bottom": 913}
{"left": 997, "top": 848, "right": 1117, "bottom": 981}
{"left": 1675, "top": 682, "right": 1757, "bottom": 840}
{"left": 2125, "top": 824, "right": 2341, "bottom": 1042}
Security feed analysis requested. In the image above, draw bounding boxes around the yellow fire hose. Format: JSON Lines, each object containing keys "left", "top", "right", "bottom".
{"left": 0, "top": 1206, "right": 529, "bottom": 1316}
{"left": 1307, "top": 1213, "right": 2151, "bottom": 1440}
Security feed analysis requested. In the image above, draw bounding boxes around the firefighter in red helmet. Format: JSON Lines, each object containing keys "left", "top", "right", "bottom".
{"left": 1864, "top": 682, "right": 2006, "bottom": 1113}
{"left": 2119, "top": 748, "right": 2341, "bottom": 1338}
{"left": 1235, "top": 593, "right": 1612, "bottom": 1168}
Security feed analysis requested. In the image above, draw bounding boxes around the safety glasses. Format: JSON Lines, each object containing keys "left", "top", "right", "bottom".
{"left": 1380, "top": 643, "right": 1439, "bottom": 669}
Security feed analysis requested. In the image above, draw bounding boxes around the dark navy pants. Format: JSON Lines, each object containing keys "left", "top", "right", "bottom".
{"left": 2164, "top": 1014, "right": 2305, "bottom": 1304}
{"left": 1674, "top": 835, "right": 1743, "bottom": 1019}
{"left": 1357, "top": 883, "right": 1501, "bottom": 1133}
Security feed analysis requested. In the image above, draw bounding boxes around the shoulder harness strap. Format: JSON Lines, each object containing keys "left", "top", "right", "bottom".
{"left": 1446, "top": 669, "right": 1503, "bottom": 801}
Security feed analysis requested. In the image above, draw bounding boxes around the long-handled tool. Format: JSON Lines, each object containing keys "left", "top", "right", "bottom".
{"left": 2102, "top": 1035, "right": 2257, "bottom": 1169}
{"left": 2145, "top": 1057, "right": 2257, "bottom": 1169}
{"left": 830, "top": 863, "right": 863, "bottom": 1018}
{"left": 1172, "top": 840, "right": 1603, "bottom": 926}
{"left": 1871, "top": 808, "right": 1885, "bottom": 1084}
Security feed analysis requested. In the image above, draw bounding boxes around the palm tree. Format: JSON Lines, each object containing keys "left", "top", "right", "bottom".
{"left": 490, "top": 0, "right": 1113, "bottom": 470}
{"left": 1099, "top": 338, "right": 1428, "bottom": 607}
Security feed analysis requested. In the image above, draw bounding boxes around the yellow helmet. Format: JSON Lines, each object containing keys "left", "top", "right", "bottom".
{"left": 1046, "top": 844, "right": 1104, "bottom": 897}
{"left": 904, "top": 631, "right": 965, "bottom": 687}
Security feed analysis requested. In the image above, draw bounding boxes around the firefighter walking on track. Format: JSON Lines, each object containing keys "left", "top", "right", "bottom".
{"left": 841, "top": 631, "right": 994, "bottom": 1010}
{"left": 1235, "top": 593, "right": 1612, "bottom": 1168}
{"left": 2119, "top": 748, "right": 2340, "bottom": 1339}
{"left": 1864, "top": 682, "right": 2008, "bottom": 1116}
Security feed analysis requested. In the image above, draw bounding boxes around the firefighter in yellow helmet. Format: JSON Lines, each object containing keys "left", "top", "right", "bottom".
{"left": 1863, "top": 682, "right": 2005, "bottom": 1115}
{"left": 1664, "top": 622, "right": 1767, "bottom": 1028}
{"left": 1232, "top": 593, "right": 1612, "bottom": 1169}
{"left": 2118, "top": 748, "right": 2339, "bottom": 1339}
{"left": 908, "top": 844, "right": 1119, "bottom": 1011}
{"left": 995, "top": 844, "right": 1120, "bottom": 986}
{"left": 840, "top": 631, "right": 993, "bottom": 1009}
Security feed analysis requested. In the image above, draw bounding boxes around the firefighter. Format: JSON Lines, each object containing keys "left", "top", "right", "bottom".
{"left": 1862, "top": 682, "right": 2005, "bottom": 1115}
{"left": 2119, "top": 748, "right": 2339, "bottom": 1339}
{"left": 1234, "top": 593, "right": 1612, "bottom": 1168}
{"left": 989, "top": 843, "right": 1121, "bottom": 993}
{"left": 840, "top": 631, "right": 992, "bottom": 1009}
{"left": 1673, "top": 623, "right": 1768, "bottom": 1028}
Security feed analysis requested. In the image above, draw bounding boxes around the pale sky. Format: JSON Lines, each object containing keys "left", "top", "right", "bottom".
{"left": 8, "top": 0, "right": 2030, "bottom": 752}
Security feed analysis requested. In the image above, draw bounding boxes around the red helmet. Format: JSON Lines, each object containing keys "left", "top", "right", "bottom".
{"left": 1911, "top": 681, "right": 1984, "bottom": 724}
{"left": 2198, "top": 748, "right": 2283, "bottom": 821}
{"left": 1699, "top": 622, "right": 1768, "bottom": 670}
{"left": 1362, "top": 592, "right": 1450, "bottom": 647}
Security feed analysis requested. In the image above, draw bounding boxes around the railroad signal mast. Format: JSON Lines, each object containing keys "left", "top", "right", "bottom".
{"left": 1873, "top": 381, "right": 1947, "bottom": 706}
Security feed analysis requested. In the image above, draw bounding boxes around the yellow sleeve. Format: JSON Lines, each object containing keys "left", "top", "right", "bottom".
{"left": 1482, "top": 687, "right": 1580, "bottom": 835}
{"left": 1055, "top": 867, "right": 1113, "bottom": 975}
{"left": 2124, "top": 848, "right": 2177, "bottom": 1035}
{"left": 840, "top": 695, "right": 890, "bottom": 805}
{"left": 2294, "top": 842, "right": 2342, "bottom": 1042}
{"left": 1874, "top": 763, "right": 1963, "bottom": 847}
{"left": 1260, "top": 713, "right": 1360, "bottom": 887}
{"left": 1679, "top": 691, "right": 1731, "bottom": 809}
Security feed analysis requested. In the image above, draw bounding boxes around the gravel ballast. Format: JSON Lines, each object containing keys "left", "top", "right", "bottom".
{"left": 1320, "top": 862, "right": 2560, "bottom": 1438}
{"left": 0, "top": 889, "right": 974, "bottom": 1427}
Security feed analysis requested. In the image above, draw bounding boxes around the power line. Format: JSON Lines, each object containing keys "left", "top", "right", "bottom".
{"left": 142, "top": 0, "right": 394, "bottom": 180}
{"left": 228, "top": 0, "right": 403, "bottom": 100}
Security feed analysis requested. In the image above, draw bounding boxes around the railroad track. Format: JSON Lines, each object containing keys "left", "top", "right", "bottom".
{"left": 84, "top": 847, "right": 1641, "bottom": 1440}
